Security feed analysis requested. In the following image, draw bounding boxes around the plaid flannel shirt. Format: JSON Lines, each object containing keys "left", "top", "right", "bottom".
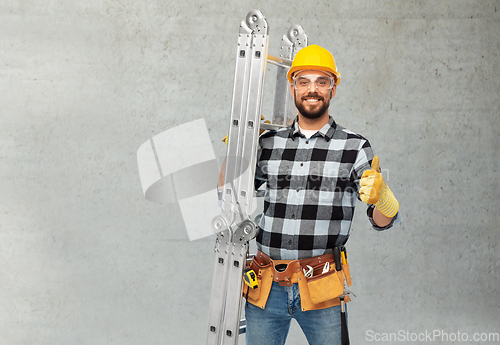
{"left": 255, "top": 116, "right": 397, "bottom": 260}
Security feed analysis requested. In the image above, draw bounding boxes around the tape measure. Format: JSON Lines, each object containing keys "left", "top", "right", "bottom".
{"left": 243, "top": 268, "right": 258, "bottom": 289}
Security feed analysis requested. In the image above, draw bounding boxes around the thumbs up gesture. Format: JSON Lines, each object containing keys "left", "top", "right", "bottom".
{"left": 359, "top": 156, "right": 383, "bottom": 204}
{"left": 359, "top": 156, "right": 399, "bottom": 218}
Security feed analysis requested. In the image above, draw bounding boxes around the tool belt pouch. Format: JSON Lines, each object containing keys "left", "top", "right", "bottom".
{"left": 304, "top": 264, "right": 344, "bottom": 305}
{"left": 343, "top": 260, "right": 352, "bottom": 287}
{"left": 244, "top": 257, "right": 274, "bottom": 309}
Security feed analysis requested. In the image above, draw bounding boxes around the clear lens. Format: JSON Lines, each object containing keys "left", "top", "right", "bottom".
{"left": 293, "top": 75, "right": 334, "bottom": 91}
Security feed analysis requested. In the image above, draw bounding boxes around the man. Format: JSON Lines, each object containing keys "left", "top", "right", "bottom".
{"left": 244, "top": 44, "right": 401, "bottom": 344}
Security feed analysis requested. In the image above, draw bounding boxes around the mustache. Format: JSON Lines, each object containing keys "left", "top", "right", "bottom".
{"left": 301, "top": 92, "right": 324, "bottom": 101}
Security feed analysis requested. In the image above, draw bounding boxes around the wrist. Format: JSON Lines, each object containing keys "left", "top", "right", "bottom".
{"left": 372, "top": 207, "right": 393, "bottom": 227}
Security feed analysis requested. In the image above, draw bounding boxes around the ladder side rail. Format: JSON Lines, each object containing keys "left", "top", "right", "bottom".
{"left": 218, "top": 26, "right": 253, "bottom": 230}
{"left": 234, "top": 31, "right": 269, "bottom": 221}
{"left": 272, "top": 34, "right": 293, "bottom": 127}
{"left": 272, "top": 66, "right": 290, "bottom": 127}
{"left": 220, "top": 242, "right": 248, "bottom": 345}
{"left": 206, "top": 232, "right": 232, "bottom": 345}
{"left": 272, "top": 25, "right": 308, "bottom": 128}
{"left": 284, "top": 25, "right": 307, "bottom": 127}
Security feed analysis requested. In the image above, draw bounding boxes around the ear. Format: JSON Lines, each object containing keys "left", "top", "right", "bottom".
{"left": 290, "top": 84, "right": 296, "bottom": 99}
{"left": 330, "top": 84, "right": 337, "bottom": 98}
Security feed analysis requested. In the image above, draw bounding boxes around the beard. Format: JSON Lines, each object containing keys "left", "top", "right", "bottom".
{"left": 294, "top": 91, "right": 331, "bottom": 119}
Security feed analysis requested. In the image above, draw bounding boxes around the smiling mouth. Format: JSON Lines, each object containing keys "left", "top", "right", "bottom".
{"left": 303, "top": 96, "right": 323, "bottom": 104}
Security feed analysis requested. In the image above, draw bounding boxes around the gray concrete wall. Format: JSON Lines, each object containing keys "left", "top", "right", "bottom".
{"left": 1, "top": 1, "right": 499, "bottom": 344}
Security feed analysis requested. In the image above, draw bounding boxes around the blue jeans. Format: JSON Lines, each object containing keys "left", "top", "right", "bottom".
{"left": 245, "top": 282, "right": 344, "bottom": 345}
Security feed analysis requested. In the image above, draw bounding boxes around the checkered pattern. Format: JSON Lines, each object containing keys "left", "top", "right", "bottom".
{"left": 255, "top": 116, "right": 395, "bottom": 260}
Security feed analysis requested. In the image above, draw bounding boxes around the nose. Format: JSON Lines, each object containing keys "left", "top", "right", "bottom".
{"left": 308, "top": 81, "right": 319, "bottom": 90}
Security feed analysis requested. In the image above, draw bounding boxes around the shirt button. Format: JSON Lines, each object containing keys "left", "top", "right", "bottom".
{"left": 288, "top": 240, "right": 292, "bottom": 245}
{"left": 296, "top": 188, "right": 300, "bottom": 193}
{"left": 306, "top": 140, "right": 309, "bottom": 144}
{"left": 300, "top": 162, "right": 304, "bottom": 167}
{"left": 291, "top": 214, "right": 295, "bottom": 219}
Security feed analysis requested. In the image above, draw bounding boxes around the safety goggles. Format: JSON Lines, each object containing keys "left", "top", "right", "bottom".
{"left": 293, "top": 74, "right": 335, "bottom": 91}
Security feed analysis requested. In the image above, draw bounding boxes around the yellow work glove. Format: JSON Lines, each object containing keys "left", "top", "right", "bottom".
{"left": 359, "top": 156, "right": 399, "bottom": 218}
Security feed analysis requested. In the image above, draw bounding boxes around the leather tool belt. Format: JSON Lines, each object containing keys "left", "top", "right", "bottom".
{"left": 244, "top": 249, "right": 352, "bottom": 311}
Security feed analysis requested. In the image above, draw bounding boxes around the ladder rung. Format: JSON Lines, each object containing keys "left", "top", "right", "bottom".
{"left": 260, "top": 122, "right": 286, "bottom": 131}
{"left": 267, "top": 54, "right": 292, "bottom": 68}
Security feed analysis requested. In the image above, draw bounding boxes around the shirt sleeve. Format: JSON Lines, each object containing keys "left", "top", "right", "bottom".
{"left": 254, "top": 138, "right": 267, "bottom": 190}
{"left": 351, "top": 138, "right": 374, "bottom": 200}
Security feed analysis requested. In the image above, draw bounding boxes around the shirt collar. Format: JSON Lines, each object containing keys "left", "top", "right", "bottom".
{"left": 288, "top": 116, "right": 337, "bottom": 141}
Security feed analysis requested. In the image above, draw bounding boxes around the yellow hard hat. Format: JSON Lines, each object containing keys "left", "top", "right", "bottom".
{"left": 287, "top": 44, "right": 341, "bottom": 86}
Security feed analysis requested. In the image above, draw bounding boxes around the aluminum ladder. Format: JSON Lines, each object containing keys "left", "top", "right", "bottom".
{"left": 206, "top": 10, "right": 307, "bottom": 345}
